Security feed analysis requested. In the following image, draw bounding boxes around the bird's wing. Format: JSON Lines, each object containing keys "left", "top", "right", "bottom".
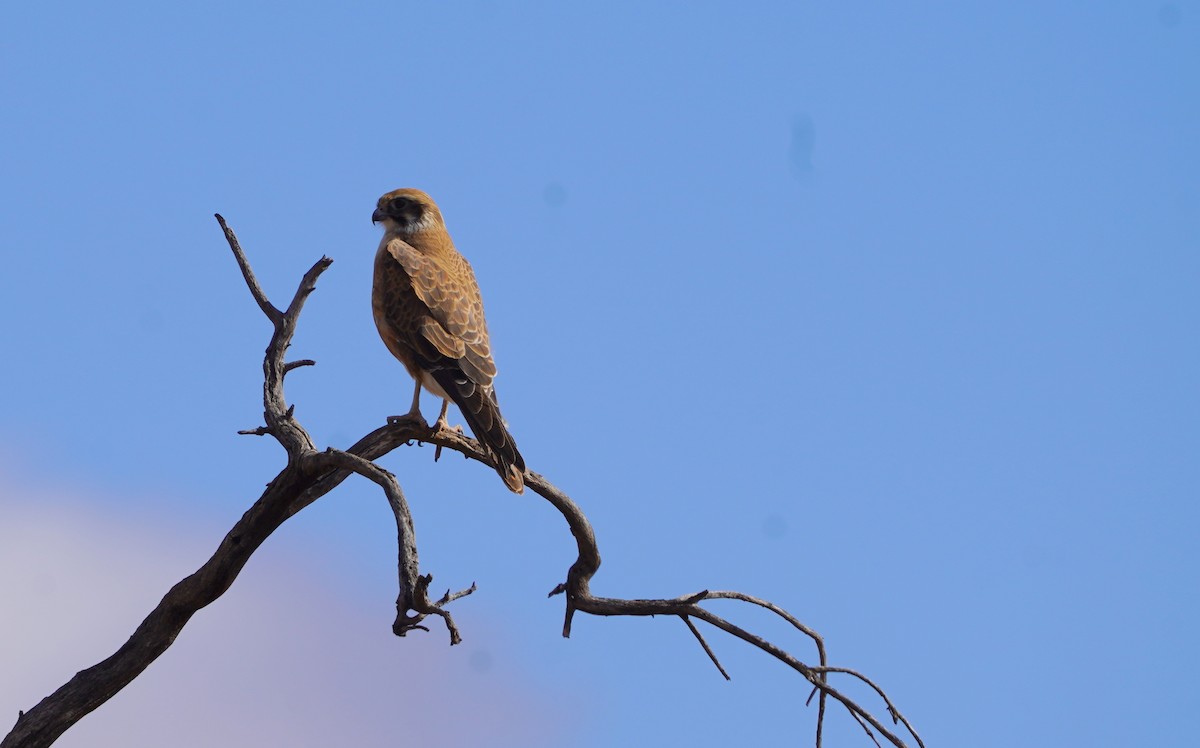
{"left": 381, "top": 238, "right": 524, "bottom": 492}
{"left": 384, "top": 238, "right": 497, "bottom": 387}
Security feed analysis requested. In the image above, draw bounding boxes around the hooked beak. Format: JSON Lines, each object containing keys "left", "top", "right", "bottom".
{"left": 371, "top": 207, "right": 386, "bottom": 224}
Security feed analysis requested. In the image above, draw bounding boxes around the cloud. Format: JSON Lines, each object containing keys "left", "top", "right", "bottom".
{"left": 0, "top": 472, "right": 569, "bottom": 747}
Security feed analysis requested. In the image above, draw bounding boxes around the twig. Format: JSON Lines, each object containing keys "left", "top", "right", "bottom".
{"left": 215, "top": 213, "right": 280, "bottom": 324}
{"left": 681, "top": 615, "right": 730, "bottom": 680}
{"left": 811, "top": 668, "right": 924, "bottom": 748}
{"left": 437, "top": 582, "right": 478, "bottom": 606}
{"left": 283, "top": 359, "right": 316, "bottom": 374}
{"left": 707, "top": 589, "right": 829, "bottom": 746}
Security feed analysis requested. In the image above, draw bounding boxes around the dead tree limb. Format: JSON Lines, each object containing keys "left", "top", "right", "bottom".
{"left": 1, "top": 217, "right": 922, "bottom": 748}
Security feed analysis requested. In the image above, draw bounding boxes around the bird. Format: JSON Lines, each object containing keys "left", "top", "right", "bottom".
{"left": 371, "top": 188, "right": 526, "bottom": 493}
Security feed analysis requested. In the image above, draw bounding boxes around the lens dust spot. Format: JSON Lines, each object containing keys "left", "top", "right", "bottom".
{"left": 789, "top": 114, "right": 816, "bottom": 178}
{"left": 763, "top": 513, "right": 788, "bottom": 539}
{"left": 469, "top": 649, "right": 493, "bottom": 673}
{"left": 1158, "top": 3, "right": 1181, "bottom": 27}
{"left": 543, "top": 181, "right": 567, "bottom": 208}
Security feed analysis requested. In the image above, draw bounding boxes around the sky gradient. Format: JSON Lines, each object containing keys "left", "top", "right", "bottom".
{"left": 2, "top": 3, "right": 1197, "bottom": 746}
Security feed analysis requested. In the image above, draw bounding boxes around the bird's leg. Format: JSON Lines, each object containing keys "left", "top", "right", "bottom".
{"left": 433, "top": 399, "right": 451, "bottom": 431}
{"left": 433, "top": 398, "right": 464, "bottom": 462}
{"left": 387, "top": 380, "right": 428, "bottom": 427}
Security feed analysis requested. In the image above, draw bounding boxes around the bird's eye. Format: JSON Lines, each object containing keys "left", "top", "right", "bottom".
{"left": 393, "top": 199, "right": 424, "bottom": 222}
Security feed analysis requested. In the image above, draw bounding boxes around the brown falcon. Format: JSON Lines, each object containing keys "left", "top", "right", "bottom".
{"left": 371, "top": 188, "right": 526, "bottom": 493}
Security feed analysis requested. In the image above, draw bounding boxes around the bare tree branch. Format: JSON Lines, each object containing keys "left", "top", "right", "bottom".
{"left": 283, "top": 359, "right": 317, "bottom": 374}
{"left": 2, "top": 217, "right": 921, "bottom": 748}
{"left": 681, "top": 615, "right": 731, "bottom": 680}
{"left": 215, "top": 213, "right": 280, "bottom": 324}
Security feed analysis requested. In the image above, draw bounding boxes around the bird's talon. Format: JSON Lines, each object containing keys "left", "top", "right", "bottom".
{"left": 433, "top": 421, "right": 465, "bottom": 436}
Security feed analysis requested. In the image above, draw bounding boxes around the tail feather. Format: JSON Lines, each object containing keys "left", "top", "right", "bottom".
{"left": 431, "top": 369, "right": 525, "bottom": 493}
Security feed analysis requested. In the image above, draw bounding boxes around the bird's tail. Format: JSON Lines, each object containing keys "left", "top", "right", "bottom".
{"left": 431, "top": 370, "right": 526, "bottom": 493}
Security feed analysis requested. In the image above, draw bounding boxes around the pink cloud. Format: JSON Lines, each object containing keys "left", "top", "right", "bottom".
{"left": 0, "top": 473, "right": 571, "bottom": 747}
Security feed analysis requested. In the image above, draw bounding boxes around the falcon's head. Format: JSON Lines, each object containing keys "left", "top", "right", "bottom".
{"left": 372, "top": 188, "right": 444, "bottom": 235}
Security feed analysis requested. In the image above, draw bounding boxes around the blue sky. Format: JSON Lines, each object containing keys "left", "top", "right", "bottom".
{"left": 1, "top": 3, "right": 1197, "bottom": 746}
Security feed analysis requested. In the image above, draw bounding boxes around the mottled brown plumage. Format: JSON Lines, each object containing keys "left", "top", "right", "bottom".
{"left": 371, "top": 188, "right": 525, "bottom": 493}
